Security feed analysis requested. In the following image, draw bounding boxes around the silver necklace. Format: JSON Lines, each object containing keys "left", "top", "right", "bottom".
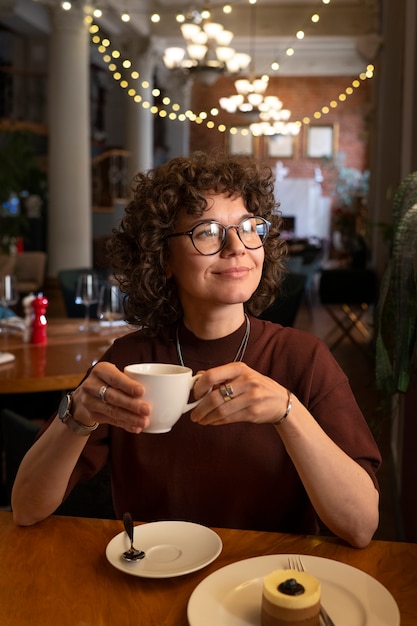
{"left": 176, "top": 313, "right": 251, "bottom": 367}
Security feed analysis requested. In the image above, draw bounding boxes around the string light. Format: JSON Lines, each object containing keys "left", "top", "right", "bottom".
{"left": 270, "top": 0, "right": 331, "bottom": 64}
{"left": 89, "top": 22, "right": 374, "bottom": 137}
{"left": 79, "top": 0, "right": 374, "bottom": 138}
{"left": 91, "top": 30, "right": 374, "bottom": 139}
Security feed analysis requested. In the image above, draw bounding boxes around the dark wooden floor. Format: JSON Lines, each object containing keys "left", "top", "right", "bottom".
{"left": 293, "top": 294, "right": 400, "bottom": 541}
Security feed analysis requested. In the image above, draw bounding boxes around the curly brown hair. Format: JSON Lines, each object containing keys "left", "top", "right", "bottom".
{"left": 107, "top": 151, "right": 287, "bottom": 336}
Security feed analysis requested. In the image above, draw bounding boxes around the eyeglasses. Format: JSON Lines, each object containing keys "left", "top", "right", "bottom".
{"left": 166, "top": 216, "right": 271, "bottom": 256}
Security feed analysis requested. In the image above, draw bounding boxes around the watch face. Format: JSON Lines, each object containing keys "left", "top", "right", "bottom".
{"left": 58, "top": 393, "right": 71, "bottom": 421}
{"left": 56, "top": 394, "right": 98, "bottom": 436}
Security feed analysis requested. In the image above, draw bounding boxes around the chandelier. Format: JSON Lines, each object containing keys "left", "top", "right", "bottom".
{"left": 219, "top": 76, "right": 300, "bottom": 136}
{"left": 219, "top": 74, "right": 270, "bottom": 116}
{"left": 217, "top": 2, "right": 299, "bottom": 136}
{"left": 162, "top": 8, "right": 251, "bottom": 86}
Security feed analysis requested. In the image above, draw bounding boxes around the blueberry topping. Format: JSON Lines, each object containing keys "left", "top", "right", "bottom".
{"left": 278, "top": 578, "right": 305, "bottom": 596}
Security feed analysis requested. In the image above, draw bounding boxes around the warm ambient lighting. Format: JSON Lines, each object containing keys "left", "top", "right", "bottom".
{"left": 218, "top": 1, "right": 299, "bottom": 136}
{"left": 219, "top": 75, "right": 299, "bottom": 136}
{"left": 163, "top": 8, "right": 251, "bottom": 86}
{"left": 86, "top": 0, "right": 373, "bottom": 138}
{"left": 220, "top": 74, "right": 269, "bottom": 115}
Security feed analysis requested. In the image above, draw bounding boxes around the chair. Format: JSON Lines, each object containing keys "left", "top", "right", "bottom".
{"left": 14, "top": 251, "right": 47, "bottom": 295}
{"left": 259, "top": 272, "right": 307, "bottom": 327}
{"left": 0, "top": 254, "right": 16, "bottom": 276}
{"left": 0, "top": 407, "right": 115, "bottom": 518}
{"left": 319, "top": 268, "right": 377, "bottom": 352}
{"left": 285, "top": 239, "right": 325, "bottom": 317}
{"left": 0, "top": 408, "right": 41, "bottom": 501}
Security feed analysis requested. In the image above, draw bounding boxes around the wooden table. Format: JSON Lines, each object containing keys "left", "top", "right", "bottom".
{"left": 0, "top": 319, "right": 133, "bottom": 394}
{"left": 0, "top": 512, "right": 415, "bottom": 626}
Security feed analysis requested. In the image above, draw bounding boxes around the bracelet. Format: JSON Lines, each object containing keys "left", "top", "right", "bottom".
{"left": 274, "top": 389, "right": 293, "bottom": 426}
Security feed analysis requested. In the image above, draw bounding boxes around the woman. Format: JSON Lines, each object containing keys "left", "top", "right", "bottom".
{"left": 12, "top": 152, "right": 381, "bottom": 548}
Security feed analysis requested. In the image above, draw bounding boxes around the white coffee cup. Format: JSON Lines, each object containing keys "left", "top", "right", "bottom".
{"left": 124, "top": 363, "right": 203, "bottom": 433}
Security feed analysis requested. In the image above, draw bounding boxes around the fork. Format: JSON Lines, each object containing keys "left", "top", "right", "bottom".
{"left": 288, "top": 555, "right": 336, "bottom": 626}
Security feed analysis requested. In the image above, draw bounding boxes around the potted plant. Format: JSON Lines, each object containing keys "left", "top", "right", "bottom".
{"left": 375, "top": 170, "right": 417, "bottom": 541}
{"left": 325, "top": 152, "right": 370, "bottom": 265}
{"left": 375, "top": 171, "right": 417, "bottom": 394}
{"left": 0, "top": 130, "right": 47, "bottom": 253}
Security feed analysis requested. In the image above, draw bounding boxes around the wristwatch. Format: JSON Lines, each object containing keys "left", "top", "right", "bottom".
{"left": 58, "top": 392, "right": 99, "bottom": 436}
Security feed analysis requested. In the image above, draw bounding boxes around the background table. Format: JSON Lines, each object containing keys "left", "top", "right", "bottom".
{"left": 0, "top": 319, "right": 134, "bottom": 394}
{"left": 0, "top": 513, "right": 416, "bottom": 626}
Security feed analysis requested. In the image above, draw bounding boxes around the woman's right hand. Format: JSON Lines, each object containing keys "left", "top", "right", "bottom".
{"left": 12, "top": 361, "right": 150, "bottom": 526}
{"left": 70, "top": 362, "right": 151, "bottom": 434}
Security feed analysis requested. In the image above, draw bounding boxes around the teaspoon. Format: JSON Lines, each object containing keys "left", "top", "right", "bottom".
{"left": 122, "top": 512, "right": 145, "bottom": 561}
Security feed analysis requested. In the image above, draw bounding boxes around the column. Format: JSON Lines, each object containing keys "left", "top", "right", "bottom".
{"left": 165, "top": 76, "right": 192, "bottom": 158}
{"left": 368, "top": 0, "right": 407, "bottom": 278}
{"left": 125, "top": 40, "right": 156, "bottom": 181}
{"left": 369, "top": 0, "right": 417, "bottom": 542}
{"left": 153, "top": 55, "right": 192, "bottom": 159}
{"left": 48, "top": 6, "right": 91, "bottom": 275}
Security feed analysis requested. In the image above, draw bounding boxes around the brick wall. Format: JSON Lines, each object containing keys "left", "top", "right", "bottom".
{"left": 189, "top": 75, "right": 372, "bottom": 202}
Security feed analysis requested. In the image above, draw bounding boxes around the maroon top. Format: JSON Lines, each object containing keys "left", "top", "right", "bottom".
{"left": 56, "top": 316, "right": 381, "bottom": 535}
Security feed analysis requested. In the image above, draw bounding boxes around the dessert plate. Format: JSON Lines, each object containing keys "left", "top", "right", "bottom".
{"left": 106, "top": 520, "right": 222, "bottom": 578}
{"left": 187, "top": 554, "right": 399, "bottom": 626}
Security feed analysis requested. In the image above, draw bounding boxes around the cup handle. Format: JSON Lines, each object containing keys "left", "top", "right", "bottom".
{"left": 184, "top": 373, "right": 210, "bottom": 412}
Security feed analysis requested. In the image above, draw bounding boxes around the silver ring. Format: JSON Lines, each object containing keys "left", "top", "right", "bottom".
{"left": 219, "top": 383, "right": 234, "bottom": 402}
{"left": 99, "top": 384, "right": 109, "bottom": 403}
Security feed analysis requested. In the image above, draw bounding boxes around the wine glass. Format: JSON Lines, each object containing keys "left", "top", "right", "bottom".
{"left": 0, "top": 274, "right": 19, "bottom": 334}
{"left": 75, "top": 272, "right": 99, "bottom": 331}
{"left": 97, "top": 282, "right": 123, "bottom": 328}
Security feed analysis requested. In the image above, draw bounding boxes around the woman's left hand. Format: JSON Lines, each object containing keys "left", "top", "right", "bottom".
{"left": 192, "top": 361, "right": 380, "bottom": 549}
{"left": 191, "top": 362, "right": 289, "bottom": 426}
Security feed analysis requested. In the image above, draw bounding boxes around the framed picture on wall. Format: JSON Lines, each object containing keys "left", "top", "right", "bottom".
{"left": 228, "top": 128, "right": 253, "bottom": 155}
{"left": 267, "top": 134, "right": 295, "bottom": 158}
{"left": 306, "top": 124, "right": 336, "bottom": 158}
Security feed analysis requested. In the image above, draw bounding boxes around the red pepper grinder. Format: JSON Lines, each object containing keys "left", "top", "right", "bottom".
{"left": 31, "top": 293, "right": 48, "bottom": 344}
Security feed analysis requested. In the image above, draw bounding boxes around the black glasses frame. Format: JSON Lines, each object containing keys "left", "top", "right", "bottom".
{"left": 166, "top": 216, "right": 271, "bottom": 256}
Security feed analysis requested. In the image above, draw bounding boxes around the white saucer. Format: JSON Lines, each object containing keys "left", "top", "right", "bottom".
{"left": 105, "top": 520, "right": 222, "bottom": 578}
{"left": 188, "top": 554, "right": 400, "bottom": 626}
